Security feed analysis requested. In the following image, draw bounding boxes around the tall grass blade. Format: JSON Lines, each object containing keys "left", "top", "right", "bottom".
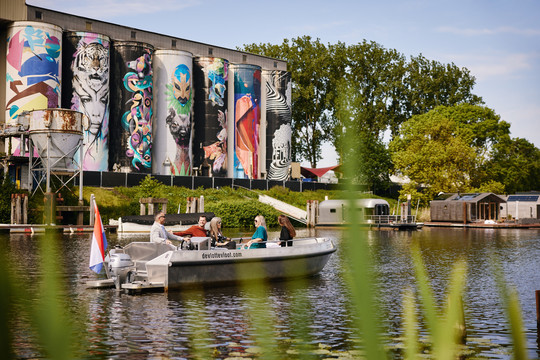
{"left": 492, "top": 259, "right": 529, "bottom": 360}
{"left": 403, "top": 288, "right": 419, "bottom": 360}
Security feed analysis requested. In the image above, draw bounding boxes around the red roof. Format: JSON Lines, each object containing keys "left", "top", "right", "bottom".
{"left": 301, "top": 165, "right": 340, "bottom": 179}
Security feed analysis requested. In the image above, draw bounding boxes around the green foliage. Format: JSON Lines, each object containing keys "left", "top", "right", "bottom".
{"left": 486, "top": 137, "right": 540, "bottom": 194}
{"left": 390, "top": 104, "right": 511, "bottom": 198}
{"left": 0, "top": 178, "right": 17, "bottom": 223}
{"left": 136, "top": 175, "right": 167, "bottom": 198}
{"left": 205, "top": 199, "right": 280, "bottom": 228}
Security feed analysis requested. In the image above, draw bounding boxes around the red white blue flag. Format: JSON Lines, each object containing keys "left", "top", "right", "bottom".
{"left": 89, "top": 201, "right": 107, "bottom": 274}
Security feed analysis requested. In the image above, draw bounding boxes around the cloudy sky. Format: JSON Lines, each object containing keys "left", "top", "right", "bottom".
{"left": 28, "top": 0, "right": 540, "bottom": 167}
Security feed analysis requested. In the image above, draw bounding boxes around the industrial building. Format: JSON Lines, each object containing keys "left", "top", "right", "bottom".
{"left": 0, "top": 0, "right": 302, "bottom": 192}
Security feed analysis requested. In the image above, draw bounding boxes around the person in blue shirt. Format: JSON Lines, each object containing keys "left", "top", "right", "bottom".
{"left": 244, "top": 215, "right": 267, "bottom": 249}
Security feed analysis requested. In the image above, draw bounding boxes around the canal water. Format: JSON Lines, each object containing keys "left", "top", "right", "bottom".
{"left": 5, "top": 227, "right": 540, "bottom": 358}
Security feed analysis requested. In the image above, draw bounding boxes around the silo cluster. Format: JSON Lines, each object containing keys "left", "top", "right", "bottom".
{"left": 5, "top": 21, "right": 292, "bottom": 180}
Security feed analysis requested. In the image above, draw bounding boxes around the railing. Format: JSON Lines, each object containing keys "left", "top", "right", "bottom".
{"left": 364, "top": 215, "right": 417, "bottom": 224}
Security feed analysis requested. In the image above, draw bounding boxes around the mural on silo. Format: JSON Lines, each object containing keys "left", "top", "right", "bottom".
{"left": 233, "top": 65, "right": 261, "bottom": 179}
{"left": 193, "top": 57, "right": 228, "bottom": 177}
{"left": 110, "top": 42, "right": 153, "bottom": 173}
{"left": 63, "top": 32, "right": 110, "bottom": 171}
{"left": 265, "top": 71, "right": 292, "bottom": 181}
{"left": 153, "top": 50, "right": 193, "bottom": 176}
{"left": 5, "top": 21, "right": 62, "bottom": 156}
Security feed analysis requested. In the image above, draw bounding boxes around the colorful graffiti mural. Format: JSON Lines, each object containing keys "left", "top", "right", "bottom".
{"left": 232, "top": 64, "right": 261, "bottom": 179}
{"left": 109, "top": 41, "right": 154, "bottom": 173}
{"left": 5, "top": 21, "right": 62, "bottom": 156}
{"left": 265, "top": 70, "right": 292, "bottom": 181}
{"left": 64, "top": 32, "right": 110, "bottom": 171}
{"left": 164, "top": 62, "right": 193, "bottom": 175}
{"left": 122, "top": 51, "right": 153, "bottom": 171}
{"left": 193, "top": 57, "right": 228, "bottom": 177}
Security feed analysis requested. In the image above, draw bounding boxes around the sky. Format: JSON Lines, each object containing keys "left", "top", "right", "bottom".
{"left": 27, "top": 0, "right": 540, "bottom": 168}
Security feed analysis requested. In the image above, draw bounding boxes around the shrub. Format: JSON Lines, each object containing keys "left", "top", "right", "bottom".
{"left": 205, "top": 199, "right": 280, "bottom": 228}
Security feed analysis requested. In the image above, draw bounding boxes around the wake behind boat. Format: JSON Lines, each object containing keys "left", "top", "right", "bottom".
{"left": 87, "top": 237, "right": 336, "bottom": 294}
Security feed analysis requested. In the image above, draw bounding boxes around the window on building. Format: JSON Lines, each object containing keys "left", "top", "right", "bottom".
{"left": 131, "top": 31, "right": 136, "bottom": 39}
{"left": 171, "top": 39, "right": 176, "bottom": 47}
{"left": 208, "top": 47, "right": 213, "bottom": 55}
{"left": 35, "top": 11, "right": 42, "bottom": 19}
{"left": 86, "top": 22, "right": 92, "bottom": 31}
{"left": 242, "top": 55, "right": 247, "bottom": 63}
{"left": 274, "top": 61, "right": 278, "bottom": 68}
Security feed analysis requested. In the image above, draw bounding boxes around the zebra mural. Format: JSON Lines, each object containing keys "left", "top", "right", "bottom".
{"left": 264, "top": 70, "right": 292, "bottom": 181}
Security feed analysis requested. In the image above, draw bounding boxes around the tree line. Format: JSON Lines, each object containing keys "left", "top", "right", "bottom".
{"left": 241, "top": 36, "right": 540, "bottom": 202}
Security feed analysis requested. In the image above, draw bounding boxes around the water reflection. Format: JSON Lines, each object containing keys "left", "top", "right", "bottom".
{"left": 4, "top": 227, "right": 540, "bottom": 358}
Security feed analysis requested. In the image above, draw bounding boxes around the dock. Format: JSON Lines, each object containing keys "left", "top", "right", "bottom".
{"left": 0, "top": 224, "right": 118, "bottom": 234}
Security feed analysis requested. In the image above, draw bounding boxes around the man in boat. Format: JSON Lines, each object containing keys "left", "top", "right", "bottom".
{"left": 173, "top": 215, "right": 209, "bottom": 237}
{"left": 151, "top": 212, "right": 184, "bottom": 245}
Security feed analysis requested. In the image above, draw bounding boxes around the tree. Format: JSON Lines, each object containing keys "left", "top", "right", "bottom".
{"left": 241, "top": 36, "right": 343, "bottom": 167}
{"left": 389, "top": 104, "right": 511, "bottom": 199}
{"left": 486, "top": 137, "right": 540, "bottom": 193}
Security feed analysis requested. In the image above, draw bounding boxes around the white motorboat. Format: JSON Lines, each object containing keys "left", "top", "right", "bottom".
{"left": 87, "top": 237, "right": 337, "bottom": 293}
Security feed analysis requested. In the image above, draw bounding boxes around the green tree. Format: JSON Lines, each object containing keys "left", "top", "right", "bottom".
{"left": 487, "top": 137, "right": 540, "bottom": 193}
{"left": 404, "top": 55, "right": 483, "bottom": 119}
{"left": 390, "top": 104, "right": 510, "bottom": 199}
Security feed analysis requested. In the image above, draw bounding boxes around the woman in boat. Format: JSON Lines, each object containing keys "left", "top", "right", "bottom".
{"left": 244, "top": 215, "right": 267, "bottom": 249}
{"left": 209, "top": 217, "right": 236, "bottom": 249}
{"left": 278, "top": 214, "right": 296, "bottom": 247}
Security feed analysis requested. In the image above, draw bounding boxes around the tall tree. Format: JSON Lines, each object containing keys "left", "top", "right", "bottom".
{"left": 486, "top": 137, "right": 540, "bottom": 194}
{"left": 389, "top": 104, "right": 511, "bottom": 198}
{"left": 241, "top": 36, "right": 343, "bottom": 167}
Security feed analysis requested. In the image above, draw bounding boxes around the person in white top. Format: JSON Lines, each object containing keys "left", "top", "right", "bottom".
{"left": 150, "top": 212, "right": 184, "bottom": 245}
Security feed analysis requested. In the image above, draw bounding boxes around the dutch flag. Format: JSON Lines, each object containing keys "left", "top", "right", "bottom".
{"left": 89, "top": 201, "right": 107, "bottom": 274}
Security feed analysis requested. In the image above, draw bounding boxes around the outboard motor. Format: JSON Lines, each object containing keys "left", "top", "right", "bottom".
{"left": 108, "top": 251, "right": 134, "bottom": 290}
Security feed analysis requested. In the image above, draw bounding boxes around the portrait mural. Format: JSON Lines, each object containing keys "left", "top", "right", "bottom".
{"left": 164, "top": 63, "right": 193, "bottom": 175}
{"left": 65, "top": 32, "right": 110, "bottom": 171}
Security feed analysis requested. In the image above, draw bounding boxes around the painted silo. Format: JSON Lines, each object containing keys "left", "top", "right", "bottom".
{"left": 5, "top": 21, "right": 62, "bottom": 156}
{"left": 193, "top": 57, "right": 229, "bottom": 177}
{"left": 231, "top": 64, "right": 261, "bottom": 179}
{"left": 109, "top": 41, "right": 154, "bottom": 173}
{"left": 263, "top": 70, "right": 292, "bottom": 181}
{"left": 62, "top": 32, "right": 110, "bottom": 171}
{"left": 153, "top": 50, "right": 193, "bottom": 176}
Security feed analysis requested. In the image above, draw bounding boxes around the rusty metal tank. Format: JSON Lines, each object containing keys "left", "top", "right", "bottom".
{"left": 25, "top": 109, "right": 86, "bottom": 170}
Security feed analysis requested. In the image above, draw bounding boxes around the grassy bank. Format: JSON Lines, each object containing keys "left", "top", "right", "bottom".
{"left": 77, "top": 175, "right": 390, "bottom": 228}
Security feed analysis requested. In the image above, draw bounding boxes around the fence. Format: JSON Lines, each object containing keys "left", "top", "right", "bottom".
{"left": 76, "top": 171, "right": 338, "bottom": 192}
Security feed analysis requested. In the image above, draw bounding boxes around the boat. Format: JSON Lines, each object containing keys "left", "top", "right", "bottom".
{"left": 317, "top": 199, "right": 423, "bottom": 230}
{"left": 87, "top": 237, "right": 337, "bottom": 293}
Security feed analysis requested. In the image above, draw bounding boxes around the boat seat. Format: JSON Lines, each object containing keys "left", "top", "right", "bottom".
{"left": 123, "top": 242, "right": 176, "bottom": 264}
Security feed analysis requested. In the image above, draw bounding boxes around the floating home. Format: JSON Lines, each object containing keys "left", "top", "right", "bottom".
{"left": 430, "top": 193, "right": 506, "bottom": 223}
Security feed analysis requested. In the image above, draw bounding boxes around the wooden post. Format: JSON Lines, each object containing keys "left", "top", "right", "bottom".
{"left": 536, "top": 290, "right": 540, "bottom": 333}
{"left": 463, "top": 202, "right": 467, "bottom": 224}
{"left": 140, "top": 201, "right": 146, "bottom": 215}
{"left": 22, "top": 194, "right": 28, "bottom": 224}
{"left": 89, "top": 194, "right": 95, "bottom": 226}
{"left": 199, "top": 195, "right": 204, "bottom": 212}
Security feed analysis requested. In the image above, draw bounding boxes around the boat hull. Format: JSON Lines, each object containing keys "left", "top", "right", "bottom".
{"left": 114, "top": 238, "right": 336, "bottom": 292}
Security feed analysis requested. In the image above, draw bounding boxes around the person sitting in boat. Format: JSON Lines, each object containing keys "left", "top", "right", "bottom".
{"left": 243, "top": 215, "right": 267, "bottom": 249}
{"left": 173, "top": 215, "right": 209, "bottom": 238}
{"left": 209, "top": 217, "right": 237, "bottom": 249}
{"left": 278, "top": 214, "right": 296, "bottom": 247}
{"left": 150, "top": 212, "right": 184, "bottom": 245}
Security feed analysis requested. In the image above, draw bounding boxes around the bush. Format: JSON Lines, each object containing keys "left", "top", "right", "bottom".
{"left": 0, "top": 178, "right": 17, "bottom": 223}
{"left": 205, "top": 199, "right": 281, "bottom": 228}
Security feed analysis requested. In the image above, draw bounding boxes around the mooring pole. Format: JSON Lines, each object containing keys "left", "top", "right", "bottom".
{"left": 536, "top": 290, "right": 540, "bottom": 331}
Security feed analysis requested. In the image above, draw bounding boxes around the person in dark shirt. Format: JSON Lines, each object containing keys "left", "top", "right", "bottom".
{"left": 173, "top": 215, "right": 208, "bottom": 237}
{"left": 278, "top": 215, "right": 296, "bottom": 247}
